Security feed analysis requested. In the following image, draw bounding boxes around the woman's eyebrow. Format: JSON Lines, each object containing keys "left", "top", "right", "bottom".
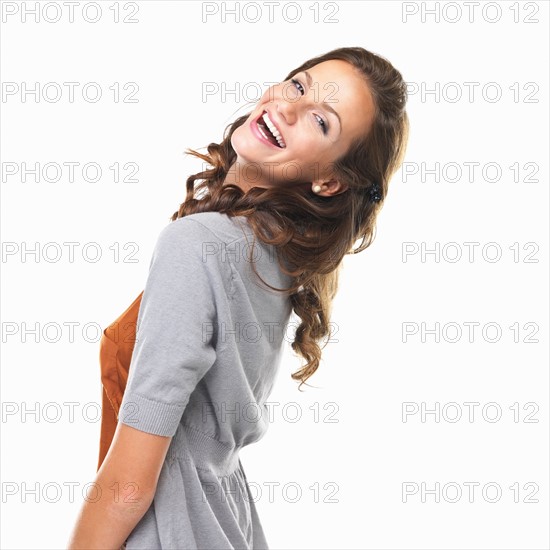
{"left": 303, "top": 70, "right": 342, "bottom": 130}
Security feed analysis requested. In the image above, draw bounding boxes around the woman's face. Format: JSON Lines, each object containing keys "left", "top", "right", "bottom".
{"left": 228, "top": 59, "right": 375, "bottom": 195}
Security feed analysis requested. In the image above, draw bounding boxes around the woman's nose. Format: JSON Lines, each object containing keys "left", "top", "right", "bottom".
{"left": 274, "top": 89, "right": 300, "bottom": 125}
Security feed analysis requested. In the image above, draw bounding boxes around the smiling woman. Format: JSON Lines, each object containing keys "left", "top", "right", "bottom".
{"left": 227, "top": 57, "right": 379, "bottom": 196}
{"left": 178, "top": 46, "right": 409, "bottom": 393}
{"left": 67, "top": 46, "right": 409, "bottom": 550}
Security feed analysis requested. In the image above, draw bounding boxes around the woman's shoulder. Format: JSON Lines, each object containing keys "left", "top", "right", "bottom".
{"left": 161, "top": 212, "right": 293, "bottom": 290}
{"left": 165, "top": 212, "right": 253, "bottom": 246}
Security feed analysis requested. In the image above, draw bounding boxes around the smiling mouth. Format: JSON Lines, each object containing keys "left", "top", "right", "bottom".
{"left": 256, "top": 111, "right": 286, "bottom": 148}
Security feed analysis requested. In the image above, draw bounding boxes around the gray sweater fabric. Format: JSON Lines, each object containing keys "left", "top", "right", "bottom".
{"left": 118, "top": 211, "right": 294, "bottom": 549}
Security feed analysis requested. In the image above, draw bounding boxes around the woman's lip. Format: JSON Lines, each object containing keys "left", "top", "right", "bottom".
{"left": 251, "top": 111, "right": 282, "bottom": 149}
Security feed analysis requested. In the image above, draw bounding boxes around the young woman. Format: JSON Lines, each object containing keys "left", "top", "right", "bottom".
{"left": 67, "top": 46, "right": 409, "bottom": 549}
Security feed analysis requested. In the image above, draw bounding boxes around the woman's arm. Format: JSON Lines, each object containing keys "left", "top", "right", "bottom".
{"left": 66, "top": 422, "right": 173, "bottom": 549}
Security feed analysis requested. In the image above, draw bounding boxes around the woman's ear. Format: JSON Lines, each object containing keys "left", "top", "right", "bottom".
{"left": 311, "top": 178, "right": 348, "bottom": 196}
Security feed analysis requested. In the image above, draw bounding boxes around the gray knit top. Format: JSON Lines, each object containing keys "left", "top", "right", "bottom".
{"left": 118, "top": 211, "right": 294, "bottom": 549}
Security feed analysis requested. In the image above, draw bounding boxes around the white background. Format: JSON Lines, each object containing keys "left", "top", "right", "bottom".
{"left": 1, "top": 1, "right": 548, "bottom": 549}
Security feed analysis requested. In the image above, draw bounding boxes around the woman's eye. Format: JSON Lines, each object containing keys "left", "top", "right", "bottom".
{"left": 290, "top": 78, "right": 305, "bottom": 95}
{"left": 315, "top": 115, "right": 328, "bottom": 135}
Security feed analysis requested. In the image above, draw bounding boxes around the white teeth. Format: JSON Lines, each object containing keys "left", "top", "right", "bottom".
{"left": 256, "top": 123, "right": 272, "bottom": 144}
{"left": 262, "top": 113, "right": 286, "bottom": 148}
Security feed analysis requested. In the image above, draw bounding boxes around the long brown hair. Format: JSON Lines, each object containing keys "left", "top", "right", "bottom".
{"left": 170, "top": 46, "right": 409, "bottom": 390}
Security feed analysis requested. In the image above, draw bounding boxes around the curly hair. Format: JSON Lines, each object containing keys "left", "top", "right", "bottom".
{"left": 169, "top": 46, "right": 409, "bottom": 390}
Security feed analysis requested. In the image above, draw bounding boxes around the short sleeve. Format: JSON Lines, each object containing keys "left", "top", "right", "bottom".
{"left": 118, "top": 218, "right": 225, "bottom": 437}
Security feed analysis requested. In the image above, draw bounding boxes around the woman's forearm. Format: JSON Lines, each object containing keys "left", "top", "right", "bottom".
{"left": 66, "top": 484, "right": 154, "bottom": 550}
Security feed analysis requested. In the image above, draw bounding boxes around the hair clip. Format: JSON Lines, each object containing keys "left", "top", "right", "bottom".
{"left": 368, "top": 182, "right": 382, "bottom": 203}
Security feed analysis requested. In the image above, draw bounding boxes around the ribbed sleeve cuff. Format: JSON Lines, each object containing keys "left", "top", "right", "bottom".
{"left": 118, "top": 392, "right": 187, "bottom": 437}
